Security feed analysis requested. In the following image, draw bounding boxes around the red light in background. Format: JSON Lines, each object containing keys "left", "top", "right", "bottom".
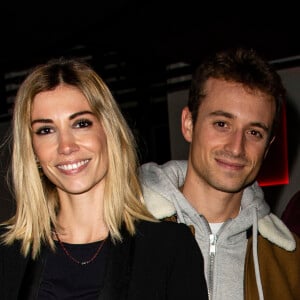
{"left": 257, "top": 101, "right": 289, "bottom": 186}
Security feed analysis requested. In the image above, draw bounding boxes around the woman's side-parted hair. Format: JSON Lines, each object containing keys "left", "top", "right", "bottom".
{"left": 2, "top": 57, "right": 155, "bottom": 258}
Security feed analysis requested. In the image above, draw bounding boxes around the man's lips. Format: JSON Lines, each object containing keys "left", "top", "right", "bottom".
{"left": 215, "top": 158, "right": 245, "bottom": 170}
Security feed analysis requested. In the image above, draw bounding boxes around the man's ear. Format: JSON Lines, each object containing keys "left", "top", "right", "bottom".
{"left": 181, "top": 106, "right": 193, "bottom": 143}
{"left": 264, "top": 136, "right": 276, "bottom": 159}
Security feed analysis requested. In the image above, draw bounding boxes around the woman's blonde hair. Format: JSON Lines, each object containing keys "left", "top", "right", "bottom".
{"left": 2, "top": 58, "right": 155, "bottom": 258}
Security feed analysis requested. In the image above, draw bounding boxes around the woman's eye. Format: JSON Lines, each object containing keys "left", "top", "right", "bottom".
{"left": 35, "top": 127, "right": 53, "bottom": 135}
{"left": 74, "top": 119, "right": 93, "bottom": 128}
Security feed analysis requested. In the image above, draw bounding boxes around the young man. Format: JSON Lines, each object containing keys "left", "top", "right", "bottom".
{"left": 139, "top": 48, "right": 300, "bottom": 300}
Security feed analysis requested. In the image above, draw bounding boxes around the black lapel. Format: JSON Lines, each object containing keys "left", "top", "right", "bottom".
{"left": 98, "top": 226, "right": 136, "bottom": 300}
{"left": 18, "top": 247, "right": 48, "bottom": 300}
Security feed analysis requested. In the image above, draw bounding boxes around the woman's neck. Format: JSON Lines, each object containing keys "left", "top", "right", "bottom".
{"left": 55, "top": 195, "right": 108, "bottom": 244}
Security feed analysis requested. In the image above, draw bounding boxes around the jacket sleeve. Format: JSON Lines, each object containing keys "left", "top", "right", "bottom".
{"left": 245, "top": 233, "right": 300, "bottom": 300}
{"left": 0, "top": 238, "right": 29, "bottom": 299}
{"left": 166, "top": 223, "right": 208, "bottom": 300}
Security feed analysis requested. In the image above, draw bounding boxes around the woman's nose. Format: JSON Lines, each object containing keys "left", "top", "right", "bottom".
{"left": 57, "top": 131, "right": 79, "bottom": 155}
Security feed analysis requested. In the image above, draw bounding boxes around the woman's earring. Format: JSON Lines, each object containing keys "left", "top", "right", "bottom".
{"left": 35, "top": 156, "right": 43, "bottom": 175}
{"left": 35, "top": 156, "right": 42, "bottom": 169}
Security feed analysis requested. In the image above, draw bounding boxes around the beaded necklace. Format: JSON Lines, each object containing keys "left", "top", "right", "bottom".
{"left": 54, "top": 230, "right": 107, "bottom": 266}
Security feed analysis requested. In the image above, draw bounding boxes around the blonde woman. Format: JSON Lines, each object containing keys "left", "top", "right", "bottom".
{"left": 0, "top": 58, "right": 208, "bottom": 300}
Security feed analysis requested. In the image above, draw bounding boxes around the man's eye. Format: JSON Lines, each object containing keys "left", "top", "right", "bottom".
{"left": 250, "top": 130, "right": 263, "bottom": 138}
{"left": 75, "top": 119, "right": 93, "bottom": 128}
{"left": 215, "top": 121, "right": 226, "bottom": 128}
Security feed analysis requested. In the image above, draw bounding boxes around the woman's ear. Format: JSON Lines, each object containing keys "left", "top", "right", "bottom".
{"left": 181, "top": 106, "right": 193, "bottom": 143}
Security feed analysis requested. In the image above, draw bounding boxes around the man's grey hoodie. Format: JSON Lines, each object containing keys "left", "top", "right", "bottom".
{"left": 139, "top": 160, "right": 296, "bottom": 300}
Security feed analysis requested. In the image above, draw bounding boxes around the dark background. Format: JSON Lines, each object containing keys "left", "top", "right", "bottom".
{"left": 1, "top": 2, "right": 300, "bottom": 70}
{"left": 1, "top": 1, "right": 300, "bottom": 162}
{"left": 0, "top": 1, "right": 299, "bottom": 221}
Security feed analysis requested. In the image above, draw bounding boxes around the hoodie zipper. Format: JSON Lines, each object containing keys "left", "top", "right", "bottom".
{"left": 200, "top": 218, "right": 215, "bottom": 300}
{"left": 200, "top": 216, "right": 231, "bottom": 300}
{"left": 208, "top": 233, "right": 217, "bottom": 300}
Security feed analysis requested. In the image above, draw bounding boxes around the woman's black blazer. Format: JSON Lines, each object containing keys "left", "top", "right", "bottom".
{"left": 0, "top": 220, "right": 208, "bottom": 300}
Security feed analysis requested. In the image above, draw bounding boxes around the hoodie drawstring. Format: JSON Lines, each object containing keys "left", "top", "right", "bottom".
{"left": 173, "top": 196, "right": 186, "bottom": 223}
{"left": 252, "top": 207, "right": 264, "bottom": 300}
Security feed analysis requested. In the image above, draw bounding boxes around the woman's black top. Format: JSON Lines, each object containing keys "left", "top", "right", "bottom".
{"left": 37, "top": 239, "right": 108, "bottom": 299}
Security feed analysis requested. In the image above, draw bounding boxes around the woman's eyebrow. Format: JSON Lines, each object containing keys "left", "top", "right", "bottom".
{"left": 31, "top": 118, "right": 52, "bottom": 126}
{"left": 69, "top": 110, "right": 94, "bottom": 120}
{"left": 31, "top": 111, "right": 94, "bottom": 126}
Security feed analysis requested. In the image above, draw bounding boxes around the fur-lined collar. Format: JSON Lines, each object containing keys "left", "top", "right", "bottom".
{"left": 142, "top": 185, "right": 296, "bottom": 252}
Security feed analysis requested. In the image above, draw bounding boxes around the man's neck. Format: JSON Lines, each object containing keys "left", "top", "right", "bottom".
{"left": 181, "top": 182, "right": 243, "bottom": 223}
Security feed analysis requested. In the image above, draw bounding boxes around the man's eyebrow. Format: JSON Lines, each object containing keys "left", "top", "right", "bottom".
{"left": 249, "top": 122, "right": 269, "bottom": 132}
{"left": 209, "top": 110, "right": 269, "bottom": 132}
{"left": 210, "top": 110, "right": 233, "bottom": 119}
{"left": 31, "top": 110, "right": 94, "bottom": 126}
